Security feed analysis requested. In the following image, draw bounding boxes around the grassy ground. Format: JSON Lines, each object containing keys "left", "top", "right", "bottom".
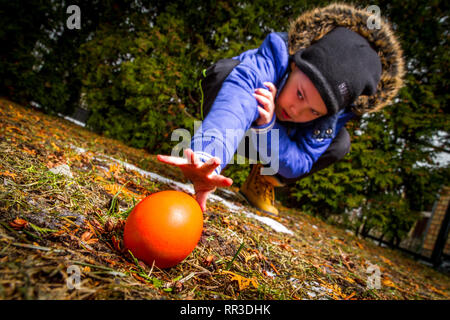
{"left": 1, "top": 98, "right": 449, "bottom": 300}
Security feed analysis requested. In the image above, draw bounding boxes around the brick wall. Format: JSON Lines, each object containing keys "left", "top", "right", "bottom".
{"left": 421, "top": 186, "right": 450, "bottom": 258}
{"left": 444, "top": 231, "right": 450, "bottom": 256}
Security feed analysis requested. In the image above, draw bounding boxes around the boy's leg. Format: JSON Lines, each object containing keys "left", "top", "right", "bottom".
{"left": 272, "top": 127, "right": 351, "bottom": 185}
{"left": 239, "top": 127, "right": 350, "bottom": 216}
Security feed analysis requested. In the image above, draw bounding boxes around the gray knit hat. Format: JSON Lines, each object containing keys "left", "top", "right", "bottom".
{"left": 293, "top": 27, "right": 382, "bottom": 115}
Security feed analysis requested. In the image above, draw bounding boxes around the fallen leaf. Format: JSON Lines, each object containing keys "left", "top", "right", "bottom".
{"left": 174, "top": 281, "right": 184, "bottom": 293}
{"left": 103, "top": 183, "right": 122, "bottom": 196}
{"left": 85, "top": 238, "right": 98, "bottom": 245}
{"left": 94, "top": 175, "right": 105, "bottom": 182}
{"left": 250, "top": 249, "right": 267, "bottom": 262}
{"left": 103, "top": 183, "right": 141, "bottom": 199}
{"left": 114, "top": 219, "right": 126, "bottom": 232}
{"left": 0, "top": 171, "right": 17, "bottom": 180}
{"left": 380, "top": 256, "right": 394, "bottom": 266}
{"left": 6, "top": 126, "right": 25, "bottom": 135}
{"left": 203, "top": 255, "right": 216, "bottom": 266}
{"left": 108, "top": 163, "right": 122, "bottom": 175}
{"left": 243, "top": 252, "right": 258, "bottom": 263}
{"left": 131, "top": 272, "right": 147, "bottom": 283}
{"left": 382, "top": 278, "right": 397, "bottom": 288}
{"left": 427, "top": 285, "right": 449, "bottom": 297}
{"left": 338, "top": 247, "right": 353, "bottom": 271}
{"left": 342, "top": 276, "right": 355, "bottom": 284}
{"left": 9, "top": 217, "right": 29, "bottom": 230}
{"left": 355, "top": 241, "right": 364, "bottom": 250}
{"left": 22, "top": 146, "right": 36, "bottom": 155}
{"left": 104, "top": 218, "right": 115, "bottom": 233}
{"left": 87, "top": 219, "right": 103, "bottom": 234}
{"left": 279, "top": 243, "right": 293, "bottom": 252}
{"left": 112, "top": 235, "right": 122, "bottom": 252}
{"left": 51, "top": 142, "right": 60, "bottom": 152}
{"left": 103, "top": 258, "right": 118, "bottom": 267}
{"left": 344, "top": 291, "right": 356, "bottom": 300}
{"left": 270, "top": 263, "right": 280, "bottom": 275}
{"left": 81, "top": 231, "right": 94, "bottom": 242}
{"left": 221, "top": 270, "right": 258, "bottom": 291}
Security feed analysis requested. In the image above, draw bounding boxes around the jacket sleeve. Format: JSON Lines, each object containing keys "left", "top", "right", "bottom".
{"left": 190, "top": 33, "right": 289, "bottom": 174}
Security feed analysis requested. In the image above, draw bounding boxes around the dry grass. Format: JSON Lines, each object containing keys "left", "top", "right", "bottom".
{"left": 0, "top": 98, "right": 449, "bottom": 300}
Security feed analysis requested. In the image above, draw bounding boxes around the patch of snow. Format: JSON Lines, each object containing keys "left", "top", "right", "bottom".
{"left": 219, "top": 188, "right": 237, "bottom": 197}
{"left": 30, "top": 101, "right": 42, "bottom": 109}
{"left": 289, "top": 277, "right": 301, "bottom": 289}
{"left": 304, "top": 281, "right": 333, "bottom": 298}
{"left": 58, "top": 113, "right": 86, "bottom": 127}
{"left": 2, "top": 178, "right": 13, "bottom": 186}
{"left": 49, "top": 164, "right": 73, "bottom": 178}
{"left": 244, "top": 212, "right": 294, "bottom": 235}
{"left": 70, "top": 145, "right": 87, "bottom": 154}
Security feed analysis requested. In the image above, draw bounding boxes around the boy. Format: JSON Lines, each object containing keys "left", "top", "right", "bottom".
{"left": 157, "top": 3, "right": 404, "bottom": 215}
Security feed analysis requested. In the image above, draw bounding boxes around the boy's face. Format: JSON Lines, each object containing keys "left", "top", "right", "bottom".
{"left": 275, "top": 62, "right": 327, "bottom": 123}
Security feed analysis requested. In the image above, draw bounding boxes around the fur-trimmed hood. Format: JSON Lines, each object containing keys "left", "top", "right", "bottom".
{"left": 288, "top": 3, "right": 405, "bottom": 115}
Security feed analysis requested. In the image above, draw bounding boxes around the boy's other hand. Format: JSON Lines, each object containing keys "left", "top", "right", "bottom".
{"left": 253, "top": 82, "right": 277, "bottom": 126}
{"left": 156, "top": 148, "right": 233, "bottom": 212}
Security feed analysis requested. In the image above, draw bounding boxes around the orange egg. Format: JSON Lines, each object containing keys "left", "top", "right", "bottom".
{"left": 123, "top": 190, "right": 203, "bottom": 269}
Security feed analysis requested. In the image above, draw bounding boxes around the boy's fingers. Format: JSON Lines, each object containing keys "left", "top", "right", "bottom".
{"left": 184, "top": 148, "right": 199, "bottom": 166}
{"left": 263, "top": 82, "right": 277, "bottom": 95}
{"left": 257, "top": 106, "right": 270, "bottom": 120}
{"left": 211, "top": 174, "right": 233, "bottom": 187}
{"left": 253, "top": 94, "right": 271, "bottom": 110}
{"left": 157, "top": 154, "right": 187, "bottom": 166}
{"left": 194, "top": 176, "right": 232, "bottom": 212}
{"left": 157, "top": 149, "right": 203, "bottom": 168}
{"left": 184, "top": 148, "right": 192, "bottom": 164}
{"left": 205, "top": 156, "right": 220, "bottom": 166}
{"left": 200, "top": 157, "right": 221, "bottom": 174}
{"left": 254, "top": 88, "right": 273, "bottom": 99}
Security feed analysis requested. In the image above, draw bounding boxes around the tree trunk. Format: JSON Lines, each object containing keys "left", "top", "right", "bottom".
{"left": 378, "top": 233, "right": 385, "bottom": 246}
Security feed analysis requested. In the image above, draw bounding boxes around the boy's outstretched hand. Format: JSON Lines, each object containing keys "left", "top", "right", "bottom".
{"left": 156, "top": 148, "right": 233, "bottom": 212}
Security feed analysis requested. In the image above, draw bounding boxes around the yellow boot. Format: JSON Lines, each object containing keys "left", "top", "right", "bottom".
{"left": 239, "top": 163, "right": 285, "bottom": 216}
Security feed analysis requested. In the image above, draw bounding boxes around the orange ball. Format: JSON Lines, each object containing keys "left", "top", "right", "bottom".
{"left": 123, "top": 190, "right": 203, "bottom": 269}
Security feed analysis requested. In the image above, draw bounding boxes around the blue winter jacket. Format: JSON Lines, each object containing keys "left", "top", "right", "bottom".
{"left": 190, "top": 32, "right": 355, "bottom": 179}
